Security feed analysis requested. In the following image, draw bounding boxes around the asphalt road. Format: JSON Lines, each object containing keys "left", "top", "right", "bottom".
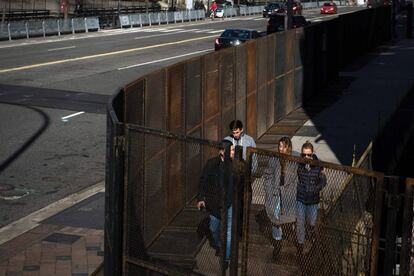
{"left": 0, "top": 6, "right": 363, "bottom": 227}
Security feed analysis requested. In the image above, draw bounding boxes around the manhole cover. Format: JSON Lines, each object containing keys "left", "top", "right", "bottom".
{"left": 0, "top": 184, "right": 14, "bottom": 192}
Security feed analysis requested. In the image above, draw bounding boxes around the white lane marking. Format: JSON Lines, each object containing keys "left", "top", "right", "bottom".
{"left": 0, "top": 181, "right": 104, "bottom": 246}
{"left": 195, "top": 29, "right": 213, "bottom": 33}
{"left": 61, "top": 111, "right": 85, "bottom": 121}
{"left": 47, "top": 46, "right": 76, "bottom": 52}
{"left": 207, "top": 29, "right": 224, "bottom": 34}
{"left": 0, "top": 34, "right": 217, "bottom": 73}
{"left": 133, "top": 29, "right": 202, "bottom": 40}
{"left": 159, "top": 28, "right": 184, "bottom": 32}
{"left": 118, "top": 49, "right": 211, "bottom": 70}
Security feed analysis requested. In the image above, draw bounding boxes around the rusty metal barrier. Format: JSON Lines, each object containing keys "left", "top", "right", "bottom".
{"left": 241, "top": 148, "right": 384, "bottom": 276}
{"left": 105, "top": 6, "right": 396, "bottom": 276}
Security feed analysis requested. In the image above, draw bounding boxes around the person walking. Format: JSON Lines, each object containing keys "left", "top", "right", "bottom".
{"left": 263, "top": 137, "right": 298, "bottom": 260}
{"left": 223, "top": 120, "right": 256, "bottom": 161}
{"left": 296, "top": 141, "right": 326, "bottom": 256}
{"left": 197, "top": 140, "right": 235, "bottom": 264}
{"left": 210, "top": 1, "right": 218, "bottom": 19}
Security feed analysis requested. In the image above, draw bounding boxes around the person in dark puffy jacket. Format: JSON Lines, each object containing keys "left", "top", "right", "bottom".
{"left": 296, "top": 141, "right": 326, "bottom": 255}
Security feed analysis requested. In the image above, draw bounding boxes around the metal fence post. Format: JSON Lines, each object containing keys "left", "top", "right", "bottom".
{"left": 370, "top": 174, "right": 385, "bottom": 276}
{"left": 158, "top": 13, "right": 161, "bottom": 25}
{"left": 230, "top": 146, "right": 243, "bottom": 276}
{"left": 7, "top": 23, "right": 11, "bottom": 41}
{"left": 220, "top": 143, "right": 231, "bottom": 276}
{"left": 57, "top": 19, "right": 61, "bottom": 36}
{"left": 84, "top": 18, "right": 88, "bottom": 33}
{"left": 42, "top": 20, "right": 45, "bottom": 37}
{"left": 139, "top": 14, "right": 142, "bottom": 28}
{"left": 149, "top": 14, "right": 152, "bottom": 26}
{"left": 241, "top": 148, "right": 253, "bottom": 276}
{"left": 129, "top": 15, "right": 133, "bottom": 29}
{"left": 400, "top": 178, "right": 414, "bottom": 275}
{"left": 71, "top": 18, "right": 75, "bottom": 34}
{"left": 383, "top": 176, "right": 401, "bottom": 275}
{"left": 25, "top": 22, "right": 29, "bottom": 39}
{"left": 182, "top": 11, "right": 184, "bottom": 23}
{"left": 166, "top": 12, "right": 169, "bottom": 24}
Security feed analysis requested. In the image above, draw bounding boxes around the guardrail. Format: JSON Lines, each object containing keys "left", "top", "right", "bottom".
{"left": 0, "top": 17, "right": 100, "bottom": 41}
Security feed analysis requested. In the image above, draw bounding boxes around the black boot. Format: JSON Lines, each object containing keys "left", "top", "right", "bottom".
{"left": 272, "top": 240, "right": 282, "bottom": 261}
{"left": 308, "top": 226, "right": 316, "bottom": 244}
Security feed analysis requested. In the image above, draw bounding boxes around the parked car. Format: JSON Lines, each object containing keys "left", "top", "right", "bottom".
{"left": 267, "top": 14, "right": 311, "bottom": 34}
{"left": 215, "top": 29, "right": 261, "bottom": 51}
{"left": 215, "top": 5, "right": 225, "bottom": 17}
{"left": 320, "top": 2, "right": 337, "bottom": 14}
{"left": 263, "top": 2, "right": 286, "bottom": 17}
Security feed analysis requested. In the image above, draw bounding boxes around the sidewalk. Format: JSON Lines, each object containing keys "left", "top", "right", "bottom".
{"left": 258, "top": 35, "right": 414, "bottom": 167}
{"left": 0, "top": 187, "right": 105, "bottom": 275}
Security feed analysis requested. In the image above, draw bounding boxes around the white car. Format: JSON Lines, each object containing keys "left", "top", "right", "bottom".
{"left": 215, "top": 6, "right": 224, "bottom": 18}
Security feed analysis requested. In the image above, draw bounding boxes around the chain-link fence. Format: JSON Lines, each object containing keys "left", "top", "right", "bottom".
{"left": 123, "top": 125, "right": 244, "bottom": 275}
{"left": 242, "top": 148, "right": 384, "bottom": 276}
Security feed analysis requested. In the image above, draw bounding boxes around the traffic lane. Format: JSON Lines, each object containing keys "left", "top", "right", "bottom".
{"left": 0, "top": 35, "right": 215, "bottom": 93}
{"left": 305, "top": 6, "right": 365, "bottom": 20}
{"left": 0, "top": 103, "right": 106, "bottom": 228}
{"left": 0, "top": 18, "right": 268, "bottom": 69}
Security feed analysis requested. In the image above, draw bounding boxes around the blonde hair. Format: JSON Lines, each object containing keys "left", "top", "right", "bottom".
{"left": 278, "top": 136, "right": 292, "bottom": 154}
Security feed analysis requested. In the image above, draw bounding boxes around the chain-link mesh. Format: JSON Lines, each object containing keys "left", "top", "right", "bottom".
{"left": 243, "top": 149, "right": 381, "bottom": 276}
{"left": 124, "top": 125, "right": 235, "bottom": 275}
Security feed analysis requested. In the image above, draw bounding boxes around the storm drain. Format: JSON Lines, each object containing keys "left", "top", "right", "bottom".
{"left": 43, "top": 233, "right": 81, "bottom": 244}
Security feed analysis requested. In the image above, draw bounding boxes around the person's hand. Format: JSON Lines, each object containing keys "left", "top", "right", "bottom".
{"left": 197, "top": 201, "right": 206, "bottom": 211}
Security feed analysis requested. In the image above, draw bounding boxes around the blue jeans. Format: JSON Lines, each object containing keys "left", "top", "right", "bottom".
{"left": 296, "top": 201, "right": 318, "bottom": 245}
{"left": 271, "top": 192, "right": 282, "bottom": 240}
{"left": 209, "top": 205, "right": 232, "bottom": 260}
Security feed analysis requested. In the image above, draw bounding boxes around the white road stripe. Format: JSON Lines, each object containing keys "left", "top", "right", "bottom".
{"left": 159, "top": 28, "right": 184, "bottom": 32}
{"left": 0, "top": 181, "right": 104, "bottom": 246}
{"left": 194, "top": 29, "right": 213, "bottom": 33}
{"left": 47, "top": 46, "right": 76, "bottom": 52}
{"left": 207, "top": 29, "right": 224, "bottom": 34}
{"left": 61, "top": 111, "right": 85, "bottom": 121}
{"left": 118, "top": 49, "right": 211, "bottom": 70}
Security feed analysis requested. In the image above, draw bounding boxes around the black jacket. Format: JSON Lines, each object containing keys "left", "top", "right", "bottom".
{"left": 296, "top": 154, "right": 327, "bottom": 205}
{"left": 197, "top": 156, "right": 234, "bottom": 218}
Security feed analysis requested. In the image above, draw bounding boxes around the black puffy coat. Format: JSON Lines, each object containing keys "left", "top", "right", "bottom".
{"left": 197, "top": 156, "right": 234, "bottom": 218}
{"left": 296, "top": 154, "right": 327, "bottom": 205}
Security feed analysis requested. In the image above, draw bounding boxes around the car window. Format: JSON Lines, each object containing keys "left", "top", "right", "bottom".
{"left": 268, "top": 3, "right": 283, "bottom": 8}
{"left": 221, "top": 30, "right": 252, "bottom": 39}
{"left": 323, "top": 2, "right": 333, "bottom": 6}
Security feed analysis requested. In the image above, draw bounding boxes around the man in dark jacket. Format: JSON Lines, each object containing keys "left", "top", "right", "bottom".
{"left": 197, "top": 140, "right": 235, "bottom": 261}
{"left": 296, "top": 141, "right": 326, "bottom": 254}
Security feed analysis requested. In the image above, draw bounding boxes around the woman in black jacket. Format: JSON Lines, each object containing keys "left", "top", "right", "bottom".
{"left": 296, "top": 141, "right": 326, "bottom": 255}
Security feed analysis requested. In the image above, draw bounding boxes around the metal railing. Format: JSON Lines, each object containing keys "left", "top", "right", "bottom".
{"left": 0, "top": 17, "right": 100, "bottom": 40}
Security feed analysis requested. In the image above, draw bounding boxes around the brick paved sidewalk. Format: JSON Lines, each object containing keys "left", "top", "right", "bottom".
{"left": 0, "top": 192, "right": 104, "bottom": 276}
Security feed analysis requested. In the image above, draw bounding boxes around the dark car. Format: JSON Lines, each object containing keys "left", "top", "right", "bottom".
{"left": 263, "top": 2, "right": 286, "bottom": 17}
{"left": 267, "top": 14, "right": 310, "bottom": 34}
{"left": 215, "top": 29, "right": 261, "bottom": 51}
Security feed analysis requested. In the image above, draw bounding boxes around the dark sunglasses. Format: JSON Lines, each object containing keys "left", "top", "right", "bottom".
{"left": 301, "top": 153, "right": 313, "bottom": 157}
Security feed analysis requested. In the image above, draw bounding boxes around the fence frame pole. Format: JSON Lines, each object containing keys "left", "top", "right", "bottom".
{"left": 400, "top": 178, "right": 414, "bottom": 275}
{"left": 370, "top": 174, "right": 385, "bottom": 276}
